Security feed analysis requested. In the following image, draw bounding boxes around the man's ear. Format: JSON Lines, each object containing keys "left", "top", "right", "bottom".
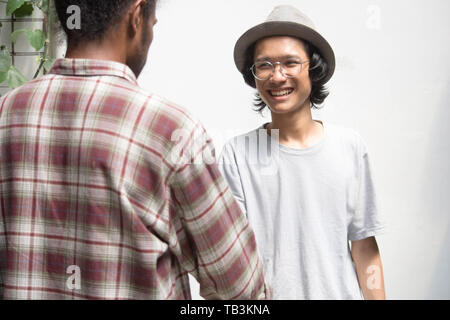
{"left": 128, "top": 0, "right": 146, "bottom": 37}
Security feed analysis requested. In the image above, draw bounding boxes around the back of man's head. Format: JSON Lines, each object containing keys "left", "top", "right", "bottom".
{"left": 54, "top": 0, "right": 157, "bottom": 46}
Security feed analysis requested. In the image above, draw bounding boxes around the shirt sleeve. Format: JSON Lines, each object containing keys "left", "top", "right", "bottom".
{"left": 218, "top": 142, "right": 247, "bottom": 216}
{"left": 348, "top": 136, "right": 387, "bottom": 241}
{"left": 169, "top": 123, "right": 268, "bottom": 300}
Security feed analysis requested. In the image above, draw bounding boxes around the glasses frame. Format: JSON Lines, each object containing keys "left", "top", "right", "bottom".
{"left": 250, "top": 60, "right": 310, "bottom": 81}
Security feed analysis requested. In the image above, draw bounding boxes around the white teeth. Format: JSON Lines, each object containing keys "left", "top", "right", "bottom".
{"left": 270, "top": 89, "right": 293, "bottom": 97}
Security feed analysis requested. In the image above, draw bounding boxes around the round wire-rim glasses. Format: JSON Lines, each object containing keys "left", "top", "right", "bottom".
{"left": 250, "top": 60, "right": 310, "bottom": 81}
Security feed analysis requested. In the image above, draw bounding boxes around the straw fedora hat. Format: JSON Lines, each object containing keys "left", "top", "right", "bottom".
{"left": 234, "top": 5, "right": 336, "bottom": 84}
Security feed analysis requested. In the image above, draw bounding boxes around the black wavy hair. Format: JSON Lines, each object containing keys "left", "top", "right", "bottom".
{"left": 54, "top": 0, "right": 157, "bottom": 45}
{"left": 242, "top": 39, "right": 330, "bottom": 112}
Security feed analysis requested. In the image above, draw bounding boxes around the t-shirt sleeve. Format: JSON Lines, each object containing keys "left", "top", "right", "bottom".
{"left": 218, "top": 142, "right": 247, "bottom": 216}
{"left": 348, "top": 136, "right": 387, "bottom": 241}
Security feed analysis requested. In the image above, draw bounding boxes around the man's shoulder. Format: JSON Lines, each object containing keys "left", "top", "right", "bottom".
{"left": 222, "top": 125, "right": 264, "bottom": 151}
{"left": 0, "top": 75, "right": 53, "bottom": 107}
{"left": 143, "top": 94, "right": 202, "bottom": 137}
{"left": 325, "top": 122, "right": 368, "bottom": 154}
{"left": 77, "top": 74, "right": 201, "bottom": 134}
{"left": 326, "top": 122, "right": 364, "bottom": 141}
{"left": 0, "top": 74, "right": 42, "bottom": 94}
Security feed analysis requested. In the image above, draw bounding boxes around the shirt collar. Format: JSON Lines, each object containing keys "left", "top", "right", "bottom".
{"left": 49, "top": 58, "right": 138, "bottom": 85}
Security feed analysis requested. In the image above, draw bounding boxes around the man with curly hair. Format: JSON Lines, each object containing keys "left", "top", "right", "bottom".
{"left": 0, "top": 0, "right": 269, "bottom": 300}
{"left": 219, "top": 5, "right": 387, "bottom": 300}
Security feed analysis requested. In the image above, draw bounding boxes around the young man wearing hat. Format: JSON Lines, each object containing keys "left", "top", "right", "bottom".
{"left": 219, "top": 5, "right": 387, "bottom": 300}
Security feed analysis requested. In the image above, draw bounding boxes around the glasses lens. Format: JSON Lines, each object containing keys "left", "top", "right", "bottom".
{"left": 252, "top": 61, "right": 273, "bottom": 80}
{"left": 282, "top": 61, "right": 303, "bottom": 78}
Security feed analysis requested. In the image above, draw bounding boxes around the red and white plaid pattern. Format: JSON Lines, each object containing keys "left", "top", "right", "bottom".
{"left": 0, "top": 59, "right": 267, "bottom": 300}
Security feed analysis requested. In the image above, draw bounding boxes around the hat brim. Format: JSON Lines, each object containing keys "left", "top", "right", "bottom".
{"left": 234, "top": 21, "right": 335, "bottom": 84}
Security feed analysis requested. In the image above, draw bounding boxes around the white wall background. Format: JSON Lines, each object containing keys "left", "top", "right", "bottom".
{"left": 140, "top": 0, "right": 450, "bottom": 300}
{"left": 2, "top": 0, "right": 449, "bottom": 300}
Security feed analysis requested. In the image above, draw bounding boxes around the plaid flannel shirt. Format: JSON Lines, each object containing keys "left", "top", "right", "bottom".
{"left": 0, "top": 58, "right": 267, "bottom": 300}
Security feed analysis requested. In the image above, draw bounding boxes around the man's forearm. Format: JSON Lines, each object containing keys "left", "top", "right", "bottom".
{"left": 351, "top": 237, "right": 386, "bottom": 300}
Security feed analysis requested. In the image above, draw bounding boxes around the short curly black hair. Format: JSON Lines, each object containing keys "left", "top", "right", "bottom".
{"left": 54, "top": 0, "right": 157, "bottom": 45}
{"left": 242, "top": 39, "right": 330, "bottom": 112}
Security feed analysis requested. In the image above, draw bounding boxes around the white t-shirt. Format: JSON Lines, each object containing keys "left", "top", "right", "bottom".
{"left": 218, "top": 122, "right": 387, "bottom": 300}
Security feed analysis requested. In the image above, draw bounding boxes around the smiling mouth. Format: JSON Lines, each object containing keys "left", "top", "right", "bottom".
{"left": 268, "top": 88, "right": 294, "bottom": 97}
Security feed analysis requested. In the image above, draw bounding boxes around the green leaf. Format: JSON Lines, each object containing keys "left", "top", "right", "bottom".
{"left": 26, "top": 29, "right": 46, "bottom": 51}
{"left": 0, "top": 71, "right": 7, "bottom": 84}
{"left": 43, "top": 58, "right": 56, "bottom": 72}
{"left": 11, "top": 29, "right": 46, "bottom": 52}
{"left": 0, "top": 48, "right": 12, "bottom": 73}
{"left": 13, "top": 2, "right": 34, "bottom": 17}
{"left": 11, "top": 28, "right": 27, "bottom": 44}
{"left": 6, "top": 0, "right": 27, "bottom": 16}
{"left": 7, "top": 66, "right": 28, "bottom": 88}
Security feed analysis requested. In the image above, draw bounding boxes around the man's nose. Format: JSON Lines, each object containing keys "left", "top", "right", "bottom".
{"left": 270, "top": 64, "right": 287, "bottom": 82}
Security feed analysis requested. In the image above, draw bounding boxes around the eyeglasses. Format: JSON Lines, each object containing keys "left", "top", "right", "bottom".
{"left": 250, "top": 59, "right": 310, "bottom": 81}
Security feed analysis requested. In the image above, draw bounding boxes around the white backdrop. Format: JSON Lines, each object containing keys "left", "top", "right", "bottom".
{"left": 139, "top": 0, "right": 450, "bottom": 300}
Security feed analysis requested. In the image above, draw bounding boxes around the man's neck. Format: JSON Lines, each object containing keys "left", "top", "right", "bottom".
{"left": 65, "top": 38, "right": 127, "bottom": 65}
{"left": 268, "top": 103, "right": 324, "bottom": 149}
